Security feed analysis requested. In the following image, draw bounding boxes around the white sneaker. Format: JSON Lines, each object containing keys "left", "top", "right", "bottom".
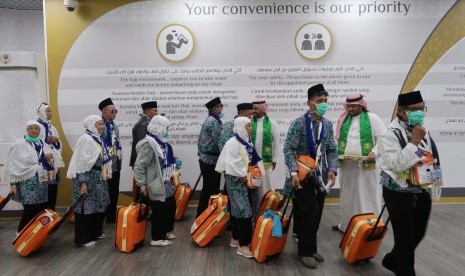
{"left": 150, "top": 240, "right": 173, "bottom": 247}
{"left": 15, "top": 232, "right": 19, "bottom": 238}
{"left": 236, "top": 246, "right": 253, "bottom": 258}
{"left": 230, "top": 239, "right": 239, "bottom": 248}
{"left": 166, "top": 233, "right": 177, "bottom": 240}
{"left": 97, "top": 233, "right": 106, "bottom": 239}
{"left": 81, "top": 241, "right": 96, "bottom": 247}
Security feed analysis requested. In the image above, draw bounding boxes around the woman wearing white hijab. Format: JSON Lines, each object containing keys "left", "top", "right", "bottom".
{"left": 134, "top": 115, "right": 177, "bottom": 247}
{"left": 37, "top": 102, "right": 65, "bottom": 210}
{"left": 3, "top": 121, "right": 53, "bottom": 234}
{"left": 67, "top": 115, "right": 111, "bottom": 247}
{"left": 216, "top": 117, "right": 263, "bottom": 258}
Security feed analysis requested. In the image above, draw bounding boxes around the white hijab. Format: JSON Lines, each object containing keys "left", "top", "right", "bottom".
{"left": 36, "top": 102, "right": 64, "bottom": 169}
{"left": 3, "top": 121, "right": 46, "bottom": 184}
{"left": 67, "top": 115, "right": 112, "bottom": 179}
{"left": 145, "top": 115, "right": 175, "bottom": 181}
{"left": 215, "top": 117, "right": 252, "bottom": 177}
{"left": 37, "top": 102, "right": 49, "bottom": 122}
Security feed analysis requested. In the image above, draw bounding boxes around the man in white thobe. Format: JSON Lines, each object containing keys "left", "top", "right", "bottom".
{"left": 251, "top": 101, "right": 280, "bottom": 198}
{"left": 333, "top": 94, "right": 386, "bottom": 232}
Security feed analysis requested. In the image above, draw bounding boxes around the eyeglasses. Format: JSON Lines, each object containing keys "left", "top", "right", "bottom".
{"left": 109, "top": 109, "right": 118, "bottom": 114}
{"left": 404, "top": 107, "right": 427, "bottom": 113}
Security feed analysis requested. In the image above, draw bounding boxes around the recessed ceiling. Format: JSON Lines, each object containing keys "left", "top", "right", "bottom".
{"left": 0, "top": 0, "right": 43, "bottom": 10}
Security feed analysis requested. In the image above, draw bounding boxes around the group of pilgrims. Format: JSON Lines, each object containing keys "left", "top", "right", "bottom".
{"left": 3, "top": 83, "right": 442, "bottom": 274}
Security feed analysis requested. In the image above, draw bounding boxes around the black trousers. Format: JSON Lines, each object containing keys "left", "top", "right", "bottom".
{"left": 293, "top": 178, "right": 326, "bottom": 257}
{"left": 106, "top": 171, "right": 121, "bottom": 221}
{"left": 150, "top": 195, "right": 176, "bottom": 241}
{"left": 74, "top": 212, "right": 105, "bottom": 245}
{"left": 231, "top": 216, "right": 253, "bottom": 246}
{"left": 18, "top": 202, "right": 48, "bottom": 232}
{"left": 382, "top": 188, "right": 431, "bottom": 276}
{"left": 196, "top": 160, "right": 221, "bottom": 217}
{"left": 47, "top": 184, "right": 58, "bottom": 211}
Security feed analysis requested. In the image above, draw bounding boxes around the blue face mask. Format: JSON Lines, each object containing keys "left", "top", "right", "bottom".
{"left": 310, "top": 101, "right": 328, "bottom": 117}
{"left": 162, "top": 130, "right": 169, "bottom": 139}
{"left": 406, "top": 110, "right": 425, "bottom": 126}
{"left": 219, "top": 111, "right": 225, "bottom": 119}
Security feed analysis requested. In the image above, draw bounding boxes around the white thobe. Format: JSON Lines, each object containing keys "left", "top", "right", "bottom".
{"left": 338, "top": 112, "right": 386, "bottom": 231}
{"left": 253, "top": 116, "right": 279, "bottom": 198}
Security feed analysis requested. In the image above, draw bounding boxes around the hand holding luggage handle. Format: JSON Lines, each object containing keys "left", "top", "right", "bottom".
{"left": 366, "top": 204, "right": 390, "bottom": 241}
{"left": 136, "top": 196, "right": 149, "bottom": 223}
{"left": 49, "top": 193, "right": 86, "bottom": 234}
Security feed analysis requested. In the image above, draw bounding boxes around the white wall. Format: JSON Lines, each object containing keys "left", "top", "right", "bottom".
{"left": 0, "top": 9, "right": 45, "bottom": 54}
{"left": 0, "top": 9, "right": 46, "bottom": 209}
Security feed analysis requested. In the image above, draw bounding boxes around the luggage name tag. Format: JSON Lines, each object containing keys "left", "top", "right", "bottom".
{"left": 247, "top": 165, "right": 262, "bottom": 189}
{"left": 39, "top": 210, "right": 55, "bottom": 226}
{"left": 37, "top": 164, "right": 49, "bottom": 183}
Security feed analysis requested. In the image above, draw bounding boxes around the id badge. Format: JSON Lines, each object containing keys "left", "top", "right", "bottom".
{"left": 252, "top": 178, "right": 262, "bottom": 188}
{"left": 38, "top": 165, "right": 49, "bottom": 183}
{"left": 416, "top": 163, "right": 433, "bottom": 185}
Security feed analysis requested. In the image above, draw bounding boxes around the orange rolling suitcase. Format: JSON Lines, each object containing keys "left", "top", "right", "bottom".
{"left": 340, "top": 205, "right": 390, "bottom": 264}
{"left": 251, "top": 189, "right": 293, "bottom": 263}
{"left": 190, "top": 194, "right": 229, "bottom": 247}
{"left": 115, "top": 201, "right": 148, "bottom": 253}
{"left": 174, "top": 174, "right": 201, "bottom": 221}
{"left": 13, "top": 194, "right": 85, "bottom": 256}
{"left": 259, "top": 190, "right": 284, "bottom": 213}
{"left": 0, "top": 192, "right": 13, "bottom": 211}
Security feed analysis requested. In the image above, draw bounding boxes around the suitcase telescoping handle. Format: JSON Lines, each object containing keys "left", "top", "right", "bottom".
{"left": 187, "top": 173, "right": 202, "bottom": 201}
{"left": 49, "top": 193, "right": 86, "bottom": 234}
{"left": 367, "top": 204, "right": 390, "bottom": 241}
{"left": 280, "top": 188, "right": 295, "bottom": 233}
{"left": 0, "top": 192, "right": 14, "bottom": 211}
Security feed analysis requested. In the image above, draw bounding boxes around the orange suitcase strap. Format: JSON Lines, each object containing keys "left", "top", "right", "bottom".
{"left": 16, "top": 223, "right": 45, "bottom": 254}
{"left": 121, "top": 204, "right": 138, "bottom": 251}
{"left": 265, "top": 193, "right": 277, "bottom": 210}
{"left": 194, "top": 208, "right": 228, "bottom": 244}
{"left": 342, "top": 218, "right": 372, "bottom": 258}
{"left": 253, "top": 217, "right": 272, "bottom": 259}
{"left": 175, "top": 187, "right": 187, "bottom": 217}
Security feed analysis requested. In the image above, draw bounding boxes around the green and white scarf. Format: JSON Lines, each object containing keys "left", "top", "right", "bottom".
{"left": 338, "top": 111, "right": 375, "bottom": 169}
{"left": 252, "top": 116, "right": 272, "bottom": 167}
